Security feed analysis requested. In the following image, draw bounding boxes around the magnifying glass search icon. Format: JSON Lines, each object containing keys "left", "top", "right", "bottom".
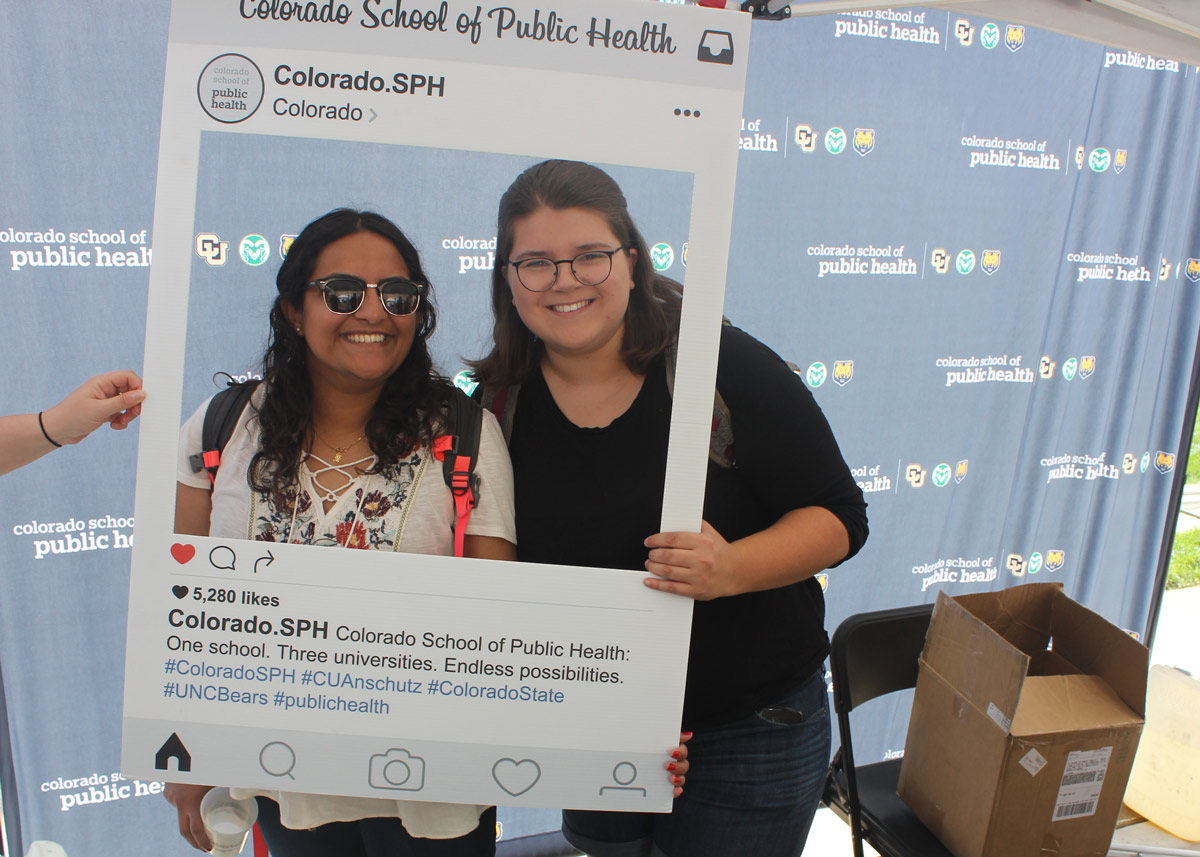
{"left": 259, "top": 741, "right": 296, "bottom": 780}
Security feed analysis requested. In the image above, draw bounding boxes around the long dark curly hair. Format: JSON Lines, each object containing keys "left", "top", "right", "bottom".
{"left": 248, "top": 208, "right": 450, "bottom": 499}
{"left": 469, "top": 160, "right": 682, "bottom": 387}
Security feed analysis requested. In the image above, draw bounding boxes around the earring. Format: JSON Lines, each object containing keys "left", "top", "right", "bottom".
{"left": 295, "top": 325, "right": 302, "bottom": 335}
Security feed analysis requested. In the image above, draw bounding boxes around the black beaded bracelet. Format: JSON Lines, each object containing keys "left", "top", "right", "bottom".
{"left": 38, "top": 412, "right": 62, "bottom": 448}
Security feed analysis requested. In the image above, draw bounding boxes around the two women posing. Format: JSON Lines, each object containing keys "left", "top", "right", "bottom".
{"left": 168, "top": 159, "right": 866, "bottom": 857}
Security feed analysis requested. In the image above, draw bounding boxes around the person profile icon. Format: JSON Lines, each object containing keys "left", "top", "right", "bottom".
{"left": 599, "top": 761, "right": 647, "bottom": 797}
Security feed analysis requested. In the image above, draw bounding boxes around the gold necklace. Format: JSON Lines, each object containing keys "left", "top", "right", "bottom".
{"left": 315, "top": 430, "right": 365, "bottom": 464}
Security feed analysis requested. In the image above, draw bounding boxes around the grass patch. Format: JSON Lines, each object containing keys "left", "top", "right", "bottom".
{"left": 1168, "top": 527, "right": 1200, "bottom": 590}
{"left": 1189, "top": 413, "right": 1200, "bottom": 485}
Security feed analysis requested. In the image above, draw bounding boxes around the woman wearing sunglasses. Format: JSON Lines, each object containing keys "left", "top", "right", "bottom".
{"left": 167, "top": 209, "right": 516, "bottom": 855}
{"left": 471, "top": 161, "right": 868, "bottom": 857}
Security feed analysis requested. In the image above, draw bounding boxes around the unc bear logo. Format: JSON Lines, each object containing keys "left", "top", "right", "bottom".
{"left": 1005, "top": 25, "right": 1025, "bottom": 51}
{"left": 832, "top": 360, "right": 854, "bottom": 386}
{"left": 852, "top": 128, "right": 875, "bottom": 157}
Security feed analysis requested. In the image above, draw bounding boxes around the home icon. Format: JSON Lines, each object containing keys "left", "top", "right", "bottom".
{"left": 155, "top": 732, "right": 192, "bottom": 772}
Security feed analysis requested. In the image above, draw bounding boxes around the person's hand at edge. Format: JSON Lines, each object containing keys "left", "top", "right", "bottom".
{"left": 163, "top": 782, "right": 214, "bottom": 851}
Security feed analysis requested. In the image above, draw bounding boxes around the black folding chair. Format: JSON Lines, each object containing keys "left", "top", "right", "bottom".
{"left": 822, "top": 603, "right": 954, "bottom": 857}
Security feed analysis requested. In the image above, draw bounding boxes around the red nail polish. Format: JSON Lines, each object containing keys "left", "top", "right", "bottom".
{"left": 682, "top": 731, "right": 694, "bottom": 740}
{"left": 671, "top": 775, "right": 682, "bottom": 785}
{"left": 671, "top": 749, "right": 681, "bottom": 759}
{"left": 667, "top": 762, "right": 677, "bottom": 772}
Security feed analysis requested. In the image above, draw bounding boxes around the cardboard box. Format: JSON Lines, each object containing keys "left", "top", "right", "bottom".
{"left": 897, "top": 583, "right": 1148, "bottom": 857}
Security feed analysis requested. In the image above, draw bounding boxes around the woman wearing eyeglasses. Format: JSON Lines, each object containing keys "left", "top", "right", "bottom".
{"left": 166, "top": 209, "right": 517, "bottom": 855}
{"left": 471, "top": 161, "right": 868, "bottom": 857}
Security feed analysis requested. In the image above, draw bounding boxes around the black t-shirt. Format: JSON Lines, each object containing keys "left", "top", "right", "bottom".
{"left": 507, "top": 325, "right": 868, "bottom": 727}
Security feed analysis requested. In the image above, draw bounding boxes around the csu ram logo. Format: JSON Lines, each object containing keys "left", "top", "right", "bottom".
{"left": 832, "top": 360, "right": 854, "bottom": 386}
{"left": 853, "top": 128, "right": 875, "bottom": 157}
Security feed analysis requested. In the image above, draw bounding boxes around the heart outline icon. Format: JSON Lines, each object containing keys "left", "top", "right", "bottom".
{"left": 492, "top": 758, "right": 541, "bottom": 796}
{"left": 170, "top": 544, "right": 196, "bottom": 564}
{"left": 172, "top": 585, "right": 190, "bottom": 599}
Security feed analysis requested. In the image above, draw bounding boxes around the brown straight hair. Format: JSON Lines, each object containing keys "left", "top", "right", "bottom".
{"left": 469, "top": 160, "right": 682, "bottom": 387}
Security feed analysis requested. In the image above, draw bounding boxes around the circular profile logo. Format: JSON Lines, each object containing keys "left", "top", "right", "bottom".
{"left": 980, "top": 23, "right": 1000, "bottom": 49}
{"left": 1089, "top": 147, "right": 1111, "bottom": 172}
{"left": 1027, "top": 552, "right": 1044, "bottom": 575}
{"left": 198, "top": 54, "right": 264, "bottom": 124}
{"left": 1140, "top": 451, "right": 1150, "bottom": 473}
{"left": 806, "top": 362, "right": 827, "bottom": 388}
{"left": 932, "top": 464, "right": 952, "bottom": 487}
{"left": 956, "top": 249, "right": 976, "bottom": 274}
{"left": 1062, "top": 357, "right": 1078, "bottom": 380}
{"left": 240, "top": 234, "right": 270, "bottom": 266}
{"left": 650, "top": 242, "right": 675, "bottom": 272}
{"left": 825, "top": 127, "right": 847, "bottom": 154}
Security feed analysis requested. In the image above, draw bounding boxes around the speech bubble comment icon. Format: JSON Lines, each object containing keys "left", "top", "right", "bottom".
{"left": 259, "top": 741, "right": 296, "bottom": 779}
{"left": 209, "top": 545, "right": 237, "bottom": 571}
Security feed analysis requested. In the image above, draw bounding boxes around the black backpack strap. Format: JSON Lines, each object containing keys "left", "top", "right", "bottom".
{"left": 188, "top": 380, "right": 260, "bottom": 483}
{"left": 478, "top": 383, "right": 519, "bottom": 446}
{"left": 435, "top": 387, "right": 484, "bottom": 557}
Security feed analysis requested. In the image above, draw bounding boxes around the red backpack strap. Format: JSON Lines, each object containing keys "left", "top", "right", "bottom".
{"left": 432, "top": 389, "right": 483, "bottom": 557}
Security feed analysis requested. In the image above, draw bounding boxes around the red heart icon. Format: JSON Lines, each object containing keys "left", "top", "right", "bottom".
{"left": 170, "top": 544, "right": 196, "bottom": 564}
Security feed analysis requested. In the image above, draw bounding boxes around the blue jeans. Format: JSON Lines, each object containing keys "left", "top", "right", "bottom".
{"left": 254, "top": 798, "right": 496, "bottom": 857}
{"left": 562, "top": 670, "right": 830, "bottom": 857}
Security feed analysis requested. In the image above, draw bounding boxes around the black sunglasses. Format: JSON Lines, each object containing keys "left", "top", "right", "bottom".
{"left": 306, "top": 275, "right": 426, "bottom": 316}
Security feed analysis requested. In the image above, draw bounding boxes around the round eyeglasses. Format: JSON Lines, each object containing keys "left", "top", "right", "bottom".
{"left": 507, "top": 247, "right": 629, "bottom": 292}
{"left": 306, "top": 275, "right": 426, "bottom": 316}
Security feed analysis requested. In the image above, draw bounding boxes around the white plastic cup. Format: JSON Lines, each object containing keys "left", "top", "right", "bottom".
{"left": 200, "top": 787, "right": 258, "bottom": 857}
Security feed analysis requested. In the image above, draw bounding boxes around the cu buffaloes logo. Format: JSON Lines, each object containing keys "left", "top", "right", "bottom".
{"left": 1185, "top": 258, "right": 1200, "bottom": 283}
{"left": 794, "top": 124, "right": 816, "bottom": 153}
{"left": 196, "top": 233, "right": 228, "bottom": 266}
{"left": 1006, "top": 554, "right": 1026, "bottom": 577}
{"left": 930, "top": 248, "right": 949, "bottom": 274}
{"left": 1005, "top": 25, "right": 1025, "bottom": 51}
{"left": 853, "top": 128, "right": 875, "bottom": 157}
{"left": 954, "top": 18, "right": 974, "bottom": 46}
{"left": 833, "top": 361, "right": 854, "bottom": 386}
{"left": 981, "top": 250, "right": 1001, "bottom": 276}
{"left": 1155, "top": 451, "right": 1175, "bottom": 474}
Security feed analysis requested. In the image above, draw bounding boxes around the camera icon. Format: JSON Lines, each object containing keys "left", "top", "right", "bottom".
{"left": 368, "top": 748, "right": 426, "bottom": 791}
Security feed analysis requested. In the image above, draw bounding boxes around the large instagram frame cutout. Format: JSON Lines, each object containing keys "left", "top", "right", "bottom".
{"left": 124, "top": 0, "right": 748, "bottom": 813}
